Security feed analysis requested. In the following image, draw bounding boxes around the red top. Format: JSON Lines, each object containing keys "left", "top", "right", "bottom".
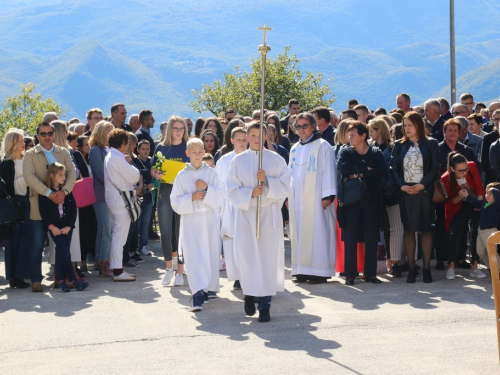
{"left": 441, "top": 161, "right": 484, "bottom": 232}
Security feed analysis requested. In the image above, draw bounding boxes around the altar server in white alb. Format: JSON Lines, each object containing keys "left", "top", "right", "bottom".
{"left": 215, "top": 127, "right": 248, "bottom": 290}
{"left": 288, "top": 112, "right": 337, "bottom": 284}
{"left": 226, "top": 122, "right": 291, "bottom": 323}
{"left": 170, "top": 138, "right": 225, "bottom": 312}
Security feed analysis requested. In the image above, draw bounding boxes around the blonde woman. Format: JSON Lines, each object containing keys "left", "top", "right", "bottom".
{"left": 151, "top": 115, "right": 189, "bottom": 286}
{"left": 0, "top": 128, "right": 31, "bottom": 288}
{"left": 89, "top": 121, "right": 115, "bottom": 275}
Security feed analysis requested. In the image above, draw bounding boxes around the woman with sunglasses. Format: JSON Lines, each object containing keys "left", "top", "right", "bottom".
{"left": 441, "top": 151, "right": 485, "bottom": 280}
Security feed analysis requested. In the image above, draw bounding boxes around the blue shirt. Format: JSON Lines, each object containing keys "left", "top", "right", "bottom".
{"left": 41, "top": 145, "right": 57, "bottom": 196}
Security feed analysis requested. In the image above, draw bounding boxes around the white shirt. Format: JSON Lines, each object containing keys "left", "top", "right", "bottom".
{"left": 14, "top": 159, "right": 27, "bottom": 196}
{"left": 104, "top": 148, "right": 140, "bottom": 209}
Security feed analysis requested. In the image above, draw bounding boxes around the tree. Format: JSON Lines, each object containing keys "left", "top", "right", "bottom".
{"left": 0, "top": 83, "right": 64, "bottom": 138}
{"left": 190, "top": 46, "right": 335, "bottom": 117}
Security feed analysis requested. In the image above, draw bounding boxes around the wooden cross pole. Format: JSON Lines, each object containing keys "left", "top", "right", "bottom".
{"left": 487, "top": 231, "right": 500, "bottom": 370}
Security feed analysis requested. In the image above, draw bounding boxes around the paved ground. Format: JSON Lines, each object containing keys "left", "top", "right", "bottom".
{"left": 0, "top": 239, "right": 499, "bottom": 375}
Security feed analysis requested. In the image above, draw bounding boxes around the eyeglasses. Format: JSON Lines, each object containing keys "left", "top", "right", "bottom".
{"left": 172, "top": 127, "right": 185, "bottom": 132}
{"left": 457, "top": 167, "right": 469, "bottom": 173}
{"left": 295, "top": 124, "right": 311, "bottom": 130}
{"left": 91, "top": 117, "right": 103, "bottom": 121}
{"left": 451, "top": 111, "right": 465, "bottom": 115}
{"left": 39, "top": 132, "right": 54, "bottom": 137}
{"left": 461, "top": 102, "right": 473, "bottom": 106}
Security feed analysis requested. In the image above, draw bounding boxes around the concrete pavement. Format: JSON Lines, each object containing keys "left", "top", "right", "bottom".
{"left": 0, "top": 239, "right": 498, "bottom": 375}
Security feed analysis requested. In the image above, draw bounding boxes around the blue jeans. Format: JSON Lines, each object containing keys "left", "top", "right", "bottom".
{"left": 138, "top": 200, "right": 153, "bottom": 248}
{"left": 28, "top": 220, "right": 49, "bottom": 283}
{"left": 51, "top": 229, "right": 76, "bottom": 282}
{"left": 93, "top": 201, "right": 112, "bottom": 261}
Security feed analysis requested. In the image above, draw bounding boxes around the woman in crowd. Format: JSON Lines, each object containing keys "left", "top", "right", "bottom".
{"left": 0, "top": 128, "right": 31, "bottom": 288}
{"left": 89, "top": 121, "right": 115, "bottom": 276}
{"left": 287, "top": 114, "right": 300, "bottom": 146}
{"left": 214, "top": 118, "right": 243, "bottom": 163}
{"left": 391, "top": 112, "right": 439, "bottom": 283}
{"left": 67, "top": 132, "right": 78, "bottom": 152}
{"left": 337, "top": 121, "right": 388, "bottom": 285}
{"left": 441, "top": 152, "right": 485, "bottom": 279}
{"left": 74, "top": 135, "right": 98, "bottom": 272}
{"left": 194, "top": 117, "right": 205, "bottom": 138}
{"left": 201, "top": 117, "right": 224, "bottom": 146}
{"left": 151, "top": 115, "right": 189, "bottom": 287}
{"left": 24, "top": 136, "right": 35, "bottom": 151}
{"left": 201, "top": 130, "right": 220, "bottom": 157}
{"left": 104, "top": 129, "right": 140, "bottom": 281}
{"left": 265, "top": 112, "right": 291, "bottom": 151}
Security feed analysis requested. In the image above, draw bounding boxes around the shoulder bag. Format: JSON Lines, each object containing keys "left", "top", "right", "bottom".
{"left": 106, "top": 173, "right": 142, "bottom": 222}
{"left": 0, "top": 176, "right": 24, "bottom": 226}
{"left": 72, "top": 177, "right": 97, "bottom": 208}
{"left": 338, "top": 166, "right": 367, "bottom": 207}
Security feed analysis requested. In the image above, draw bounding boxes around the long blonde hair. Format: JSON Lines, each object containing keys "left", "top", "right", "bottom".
{"left": 367, "top": 118, "right": 391, "bottom": 146}
{"left": 89, "top": 121, "right": 114, "bottom": 149}
{"left": 52, "top": 120, "right": 69, "bottom": 149}
{"left": 161, "top": 115, "right": 189, "bottom": 146}
{"left": 334, "top": 119, "right": 352, "bottom": 145}
{"left": 1, "top": 128, "right": 24, "bottom": 160}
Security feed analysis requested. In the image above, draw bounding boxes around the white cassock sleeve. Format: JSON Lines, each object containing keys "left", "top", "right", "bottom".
{"left": 320, "top": 144, "right": 337, "bottom": 198}
{"left": 263, "top": 156, "right": 291, "bottom": 202}
{"left": 170, "top": 172, "right": 194, "bottom": 215}
{"left": 226, "top": 160, "right": 254, "bottom": 211}
{"left": 202, "top": 172, "right": 226, "bottom": 211}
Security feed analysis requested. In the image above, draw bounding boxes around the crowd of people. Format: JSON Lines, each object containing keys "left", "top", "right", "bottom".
{"left": 1, "top": 92, "right": 500, "bottom": 322}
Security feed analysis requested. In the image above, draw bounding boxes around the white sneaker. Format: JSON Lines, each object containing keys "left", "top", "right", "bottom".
{"left": 139, "top": 246, "right": 151, "bottom": 256}
{"left": 219, "top": 257, "right": 226, "bottom": 271}
{"left": 173, "top": 256, "right": 178, "bottom": 271}
{"left": 113, "top": 271, "right": 136, "bottom": 282}
{"left": 162, "top": 268, "right": 175, "bottom": 286}
{"left": 470, "top": 268, "right": 487, "bottom": 279}
{"left": 446, "top": 269, "right": 456, "bottom": 280}
{"left": 173, "top": 273, "right": 185, "bottom": 286}
{"left": 284, "top": 223, "right": 290, "bottom": 237}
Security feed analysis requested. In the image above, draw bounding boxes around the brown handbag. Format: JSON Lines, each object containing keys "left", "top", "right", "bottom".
{"left": 432, "top": 179, "right": 450, "bottom": 203}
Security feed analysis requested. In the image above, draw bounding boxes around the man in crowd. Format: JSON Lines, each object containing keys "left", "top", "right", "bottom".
{"left": 396, "top": 93, "right": 412, "bottom": 113}
{"left": 110, "top": 103, "right": 132, "bottom": 131}
{"left": 280, "top": 99, "right": 300, "bottom": 134}
{"left": 451, "top": 103, "right": 470, "bottom": 118}
{"left": 482, "top": 106, "right": 500, "bottom": 184}
{"left": 224, "top": 109, "right": 236, "bottom": 122}
{"left": 438, "top": 97, "right": 453, "bottom": 121}
{"left": 136, "top": 109, "right": 156, "bottom": 157}
{"left": 23, "top": 122, "right": 77, "bottom": 292}
{"left": 456, "top": 116, "right": 482, "bottom": 161}
{"left": 425, "top": 99, "right": 444, "bottom": 142}
{"left": 128, "top": 114, "right": 141, "bottom": 133}
{"left": 341, "top": 109, "right": 358, "bottom": 121}
{"left": 353, "top": 104, "right": 370, "bottom": 124}
{"left": 84, "top": 108, "right": 103, "bottom": 136}
{"left": 42, "top": 112, "right": 58, "bottom": 123}
{"left": 460, "top": 93, "right": 476, "bottom": 115}
{"left": 348, "top": 99, "right": 358, "bottom": 109}
{"left": 312, "top": 106, "right": 334, "bottom": 146}
{"left": 288, "top": 112, "right": 337, "bottom": 284}
{"left": 329, "top": 110, "right": 339, "bottom": 128}
{"left": 483, "top": 102, "right": 500, "bottom": 133}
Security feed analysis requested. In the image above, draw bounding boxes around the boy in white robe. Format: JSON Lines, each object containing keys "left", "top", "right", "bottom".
{"left": 226, "top": 122, "right": 291, "bottom": 322}
{"left": 215, "top": 127, "right": 248, "bottom": 289}
{"left": 170, "top": 138, "right": 225, "bottom": 312}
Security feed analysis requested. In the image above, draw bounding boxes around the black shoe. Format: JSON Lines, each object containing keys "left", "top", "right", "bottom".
{"left": 363, "top": 276, "right": 382, "bottom": 284}
{"left": 292, "top": 275, "right": 308, "bottom": 283}
{"left": 423, "top": 268, "right": 432, "bottom": 283}
{"left": 148, "top": 232, "right": 160, "bottom": 240}
{"left": 9, "top": 278, "right": 30, "bottom": 288}
{"left": 244, "top": 295, "right": 256, "bottom": 316}
{"left": 233, "top": 280, "right": 241, "bottom": 290}
{"left": 75, "top": 267, "right": 85, "bottom": 278}
{"left": 258, "top": 308, "right": 271, "bottom": 322}
{"left": 345, "top": 278, "right": 354, "bottom": 286}
{"left": 407, "top": 268, "right": 416, "bottom": 283}
{"left": 307, "top": 276, "right": 328, "bottom": 284}
{"left": 391, "top": 264, "right": 402, "bottom": 278}
{"left": 131, "top": 253, "right": 145, "bottom": 264}
{"left": 456, "top": 261, "right": 471, "bottom": 269}
{"left": 436, "top": 261, "right": 445, "bottom": 270}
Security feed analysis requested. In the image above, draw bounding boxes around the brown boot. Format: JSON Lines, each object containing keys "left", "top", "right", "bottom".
{"left": 32, "top": 282, "right": 43, "bottom": 293}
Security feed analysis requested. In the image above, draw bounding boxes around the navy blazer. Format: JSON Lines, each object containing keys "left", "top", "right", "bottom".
{"left": 38, "top": 192, "right": 77, "bottom": 230}
{"left": 390, "top": 137, "right": 439, "bottom": 191}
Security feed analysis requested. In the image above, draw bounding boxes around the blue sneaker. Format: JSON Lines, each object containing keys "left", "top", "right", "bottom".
{"left": 233, "top": 280, "right": 241, "bottom": 290}
{"left": 203, "top": 292, "right": 210, "bottom": 304}
{"left": 190, "top": 291, "right": 204, "bottom": 312}
{"left": 74, "top": 280, "right": 89, "bottom": 291}
{"left": 207, "top": 291, "right": 217, "bottom": 299}
{"left": 59, "top": 282, "right": 70, "bottom": 293}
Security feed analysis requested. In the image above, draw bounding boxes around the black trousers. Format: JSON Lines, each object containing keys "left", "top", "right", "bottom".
{"left": 434, "top": 204, "right": 448, "bottom": 262}
{"left": 343, "top": 202, "right": 379, "bottom": 278}
{"left": 448, "top": 203, "right": 472, "bottom": 263}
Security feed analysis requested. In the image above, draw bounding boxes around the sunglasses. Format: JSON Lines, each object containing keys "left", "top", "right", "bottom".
{"left": 295, "top": 124, "right": 311, "bottom": 130}
{"left": 39, "top": 132, "right": 54, "bottom": 137}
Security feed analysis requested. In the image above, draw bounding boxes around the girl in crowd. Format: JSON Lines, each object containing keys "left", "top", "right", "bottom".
{"left": 0, "top": 128, "right": 31, "bottom": 288}
{"left": 391, "top": 112, "right": 439, "bottom": 283}
{"left": 201, "top": 130, "right": 220, "bottom": 157}
{"left": 201, "top": 117, "right": 224, "bottom": 146}
{"left": 88, "top": 121, "right": 115, "bottom": 276}
{"left": 441, "top": 152, "right": 485, "bottom": 279}
{"left": 152, "top": 115, "right": 189, "bottom": 287}
{"left": 38, "top": 163, "right": 88, "bottom": 292}
{"left": 265, "top": 112, "right": 291, "bottom": 151}
{"left": 194, "top": 117, "right": 205, "bottom": 138}
{"left": 214, "top": 118, "right": 244, "bottom": 163}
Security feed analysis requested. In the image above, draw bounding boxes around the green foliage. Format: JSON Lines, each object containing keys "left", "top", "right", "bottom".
{"left": 0, "top": 83, "right": 64, "bottom": 138}
{"left": 190, "top": 46, "right": 335, "bottom": 117}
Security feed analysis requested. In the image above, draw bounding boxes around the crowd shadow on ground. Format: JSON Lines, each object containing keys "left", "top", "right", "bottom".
{"left": 0, "top": 241, "right": 164, "bottom": 317}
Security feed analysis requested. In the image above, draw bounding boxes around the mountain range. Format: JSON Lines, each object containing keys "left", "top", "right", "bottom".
{"left": 0, "top": 0, "right": 499, "bottom": 137}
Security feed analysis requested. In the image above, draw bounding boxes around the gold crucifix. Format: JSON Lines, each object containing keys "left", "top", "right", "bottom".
{"left": 258, "top": 24, "right": 272, "bottom": 45}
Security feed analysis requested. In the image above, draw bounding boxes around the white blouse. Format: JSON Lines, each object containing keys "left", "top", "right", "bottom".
{"left": 14, "top": 159, "right": 27, "bottom": 196}
{"left": 403, "top": 144, "right": 424, "bottom": 184}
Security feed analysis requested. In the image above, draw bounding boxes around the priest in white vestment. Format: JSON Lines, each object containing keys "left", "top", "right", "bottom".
{"left": 226, "top": 122, "right": 290, "bottom": 322}
{"left": 288, "top": 112, "right": 337, "bottom": 284}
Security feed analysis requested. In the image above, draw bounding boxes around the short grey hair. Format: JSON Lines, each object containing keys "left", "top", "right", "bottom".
{"left": 455, "top": 116, "right": 469, "bottom": 129}
{"left": 424, "top": 99, "right": 441, "bottom": 111}
{"left": 451, "top": 103, "right": 470, "bottom": 115}
{"left": 42, "top": 112, "right": 58, "bottom": 123}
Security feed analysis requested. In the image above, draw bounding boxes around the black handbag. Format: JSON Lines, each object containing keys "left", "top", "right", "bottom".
{"left": 338, "top": 167, "right": 367, "bottom": 207}
{"left": 0, "top": 176, "right": 24, "bottom": 226}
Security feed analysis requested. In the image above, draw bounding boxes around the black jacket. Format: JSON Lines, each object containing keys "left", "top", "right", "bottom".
{"left": 0, "top": 159, "right": 15, "bottom": 197}
{"left": 391, "top": 138, "right": 439, "bottom": 191}
{"left": 482, "top": 129, "right": 499, "bottom": 185}
{"left": 430, "top": 117, "right": 445, "bottom": 143}
{"left": 38, "top": 192, "right": 77, "bottom": 231}
{"left": 438, "top": 141, "right": 481, "bottom": 176}
{"left": 320, "top": 125, "right": 335, "bottom": 146}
